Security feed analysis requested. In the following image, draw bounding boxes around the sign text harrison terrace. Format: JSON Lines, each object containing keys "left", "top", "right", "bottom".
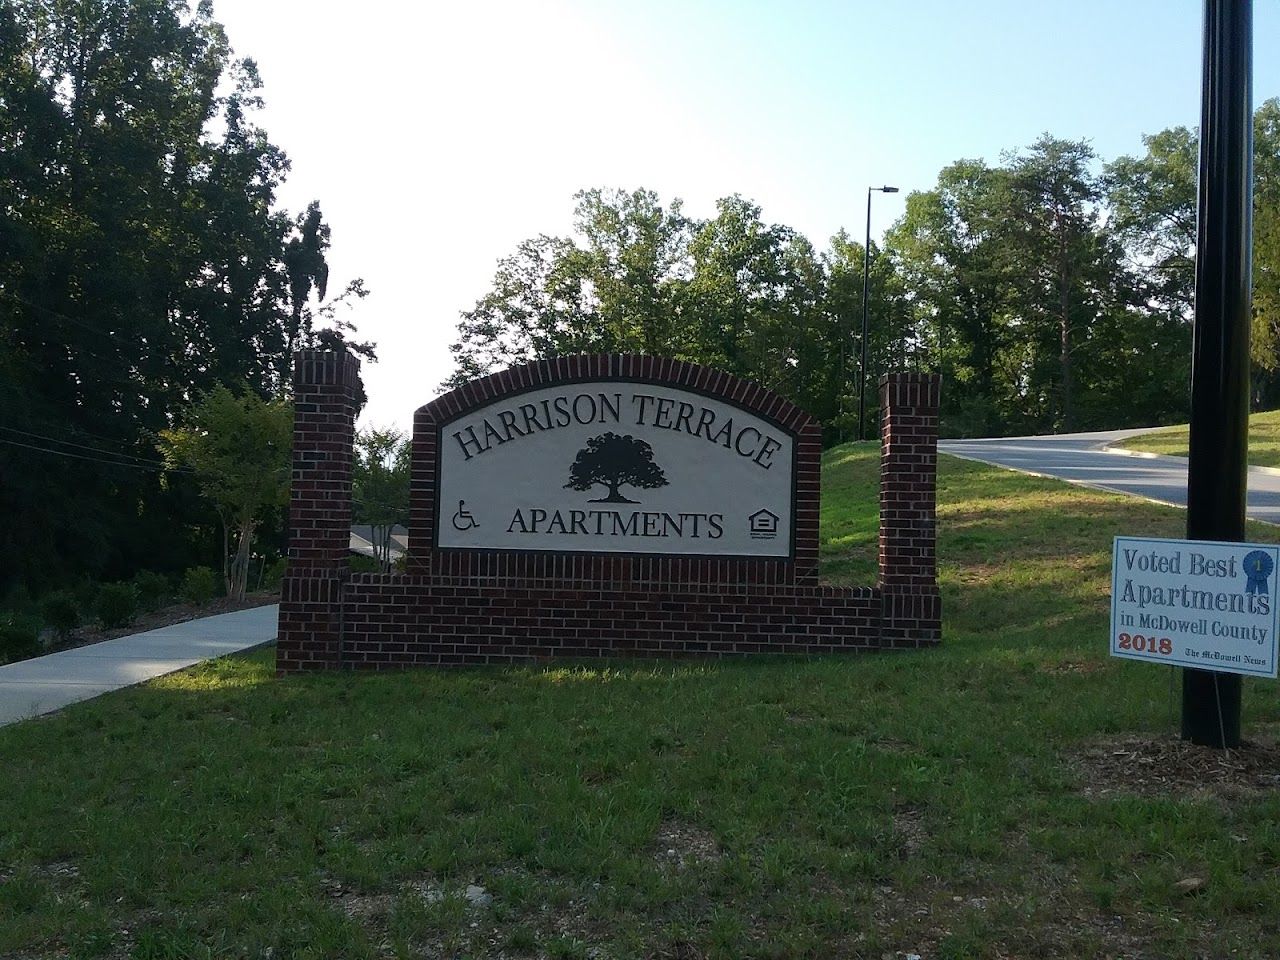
{"left": 435, "top": 382, "right": 796, "bottom": 558}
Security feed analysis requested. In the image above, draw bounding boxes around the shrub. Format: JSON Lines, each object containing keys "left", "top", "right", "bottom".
{"left": 1, "top": 583, "right": 35, "bottom": 616}
{"left": 132, "top": 571, "right": 171, "bottom": 613}
{"left": 261, "top": 557, "right": 287, "bottom": 592}
{"left": 71, "top": 579, "right": 101, "bottom": 615}
{"left": 0, "top": 613, "right": 41, "bottom": 664}
{"left": 95, "top": 583, "right": 138, "bottom": 630}
{"left": 180, "top": 566, "right": 218, "bottom": 605}
{"left": 350, "top": 554, "right": 379, "bottom": 574}
{"left": 39, "top": 590, "right": 80, "bottom": 639}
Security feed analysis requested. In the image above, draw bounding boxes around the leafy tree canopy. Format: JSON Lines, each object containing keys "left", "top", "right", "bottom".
{"left": 0, "top": 0, "right": 369, "bottom": 594}
{"left": 449, "top": 102, "right": 1280, "bottom": 442}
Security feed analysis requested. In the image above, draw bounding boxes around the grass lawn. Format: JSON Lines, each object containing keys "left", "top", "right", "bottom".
{"left": 4, "top": 447, "right": 1280, "bottom": 959}
{"left": 1123, "top": 410, "right": 1280, "bottom": 467}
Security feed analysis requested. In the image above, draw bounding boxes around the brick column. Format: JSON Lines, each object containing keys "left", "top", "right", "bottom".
{"left": 878, "top": 372, "right": 941, "bottom": 646}
{"left": 277, "top": 350, "right": 362, "bottom": 673}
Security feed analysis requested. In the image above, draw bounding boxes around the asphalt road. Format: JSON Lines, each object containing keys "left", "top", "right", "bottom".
{"left": 939, "top": 428, "right": 1280, "bottom": 526}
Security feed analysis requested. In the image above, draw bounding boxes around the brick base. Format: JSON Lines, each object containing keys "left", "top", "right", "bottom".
{"left": 276, "top": 572, "right": 935, "bottom": 670}
{"left": 277, "top": 575, "right": 347, "bottom": 671}
{"left": 880, "top": 589, "right": 942, "bottom": 647}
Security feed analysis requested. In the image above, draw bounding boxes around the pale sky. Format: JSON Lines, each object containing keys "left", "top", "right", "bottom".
{"left": 212, "top": 0, "right": 1280, "bottom": 433}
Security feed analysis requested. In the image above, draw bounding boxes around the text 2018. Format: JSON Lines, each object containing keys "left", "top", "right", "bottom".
{"left": 1117, "top": 633, "right": 1173, "bottom": 655}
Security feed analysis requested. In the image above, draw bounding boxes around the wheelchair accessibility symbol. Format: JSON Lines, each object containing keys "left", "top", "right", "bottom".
{"left": 451, "top": 500, "right": 479, "bottom": 531}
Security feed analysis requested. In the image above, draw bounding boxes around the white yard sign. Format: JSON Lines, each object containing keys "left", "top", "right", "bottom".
{"left": 436, "top": 382, "right": 795, "bottom": 557}
{"left": 1110, "top": 536, "right": 1279, "bottom": 678}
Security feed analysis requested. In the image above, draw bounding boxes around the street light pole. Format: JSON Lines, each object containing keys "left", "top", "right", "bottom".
{"left": 858, "top": 185, "right": 898, "bottom": 442}
{"left": 1183, "top": 0, "right": 1252, "bottom": 748}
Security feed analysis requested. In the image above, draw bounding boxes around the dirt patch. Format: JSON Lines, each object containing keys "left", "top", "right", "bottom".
{"left": 868, "top": 871, "right": 1164, "bottom": 960}
{"left": 652, "top": 942, "right": 706, "bottom": 959}
{"left": 1075, "top": 730, "right": 1280, "bottom": 799}
{"left": 1005, "top": 904, "right": 1157, "bottom": 960}
{"left": 337, "top": 891, "right": 395, "bottom": 921}
{"left": 652, "top": 819, "right": 721, "bottom": 870}
{"left": 871, "top": 735, "right": 912, "bottom": 753}
{"left": 35, "top": 859, "right": 80, "bottom": 883}
{"left": 891, "top": 805, "right": 929, "bottom": 859}
{"left": 1040, "top": 656, "right": 1108, "bottom": 676}
{"left": 373, "top": 869, "right": 613, "bottom": 960}
{"left": 321, "top": 876, "right": 397, "bottom": 922}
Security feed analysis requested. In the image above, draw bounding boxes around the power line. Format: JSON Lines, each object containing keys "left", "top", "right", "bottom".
{"left": 2, "top": 288, "right": 295, "bottom": 393}
{"left": 0, "top": 289, "right": 219, "bottom": 386}
{"left": 0, "top": 436, "right": 173, "bottom": 472}
{"left": 8, "top": 416, "right": 167, "bottom": 454}
{"left": 0, "top": 425, "right": 180, "bottom": 470}
{"left": 0, "top": 287, "right": 143, "bottom": 346}
{"left": 1, "top": 339, "right": 231, "bottom": 395}
{"left": 3, "top": 328, "right": 134, "bottom": 375}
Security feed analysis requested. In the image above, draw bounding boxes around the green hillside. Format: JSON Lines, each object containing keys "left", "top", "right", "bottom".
{"left": 2, "top": 448, "right": 1279, "bottom": 959}
{"left": 1124, "top": 411, "right": 1280, "bottom": 468}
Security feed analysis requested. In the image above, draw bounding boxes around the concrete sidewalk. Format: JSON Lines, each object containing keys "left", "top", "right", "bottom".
{"left": 0, "top": 604, "right": 279, "bottom": 727}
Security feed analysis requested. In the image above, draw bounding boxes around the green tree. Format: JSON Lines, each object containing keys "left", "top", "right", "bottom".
{"left": 0, "top": 0, "right": 366, "bottom": 596}
{"left": 448, "top": 235, "right": 604, "bottom": 384}
{"left": 447, "top": 189, "right": 693, "bottom": 384}
{"left": 445, "top": 115, "right": 1280, "bottom": 445}
{"left": 1001, "top": 136, "right": 1120, "bottom": 432}
{"left": 824, "top": 230, "right": 914, "bottom": 438}
{"left": 890, "top": 136, "right": 1191, "bottom": 436}
{"left": 353, "top": 427, "right": 410, "bottom": 573}
{"left": 886, "top": 160, "right": 1012, "bottom": 435}
{"left": 157, "top": 387, "right": 292, "bottom": 601}
{"left": 0, "top": 0, "right": 237, "bottom": 591}
{"left": 685, "top": 196, "right": 828, "bottom": 414}
{"left": 575, "top": 188, "right": 694, "bottom": 355}
{"left": 1252, "top": 99, "right": 1280, "bottom": 401}
{"left": 1105, "top": 126, "right": 1198, "bottom": 317}
{"left": 446, "top": 189, "right": 833, "bottom": 429}
{"left": 1105, "top": 101, "right": 1280, "bottom": 405}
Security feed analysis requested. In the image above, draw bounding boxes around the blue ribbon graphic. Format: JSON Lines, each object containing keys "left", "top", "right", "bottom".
{"left": 1243, "top": 550, "right": 1273, "bottom": 595}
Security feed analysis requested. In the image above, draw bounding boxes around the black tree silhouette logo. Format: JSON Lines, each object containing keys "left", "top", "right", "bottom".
{"left": 564, "top": 432, "right": 669, "bottom": 503}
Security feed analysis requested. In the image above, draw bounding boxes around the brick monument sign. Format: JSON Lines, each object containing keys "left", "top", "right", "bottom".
{"left": 277, "top": 352, "right": 940, "bottom": 672}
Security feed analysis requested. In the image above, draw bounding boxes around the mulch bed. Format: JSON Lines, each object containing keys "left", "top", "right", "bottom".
{"left": 1076, "top": 727, "right": 1280, "bottom": 798}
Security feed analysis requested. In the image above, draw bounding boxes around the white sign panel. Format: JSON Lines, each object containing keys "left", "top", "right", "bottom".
{"left": 436, "top": 382, "right": 794, "bottom": 557}
{"left": 1110, "top": 536, "right": 1279, "bottom": 678}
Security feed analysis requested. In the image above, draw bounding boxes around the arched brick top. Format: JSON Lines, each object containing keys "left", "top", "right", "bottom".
{"left": 407, "top": 354, "right": 824, "bottom": 585}
{"left": 414, "top": 354, "right": 818, "bottom": 436}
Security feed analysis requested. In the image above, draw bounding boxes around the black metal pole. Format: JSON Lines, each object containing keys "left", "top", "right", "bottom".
{"left": 1183, "top": 0, "right": 1252, "bottom": 748}
{"left": 858, "top": 189, "right": 872, "bottom": 442}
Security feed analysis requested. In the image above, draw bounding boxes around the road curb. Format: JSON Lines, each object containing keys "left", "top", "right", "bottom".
{"left": 938, "top": 448, "right": 1189, "bottom": 512}
{"left": 1103, "top": 445, "right": 1280, "bottom": 478}
{"left": 1100, "top": 445, "right": 1165, "bottom": 461}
